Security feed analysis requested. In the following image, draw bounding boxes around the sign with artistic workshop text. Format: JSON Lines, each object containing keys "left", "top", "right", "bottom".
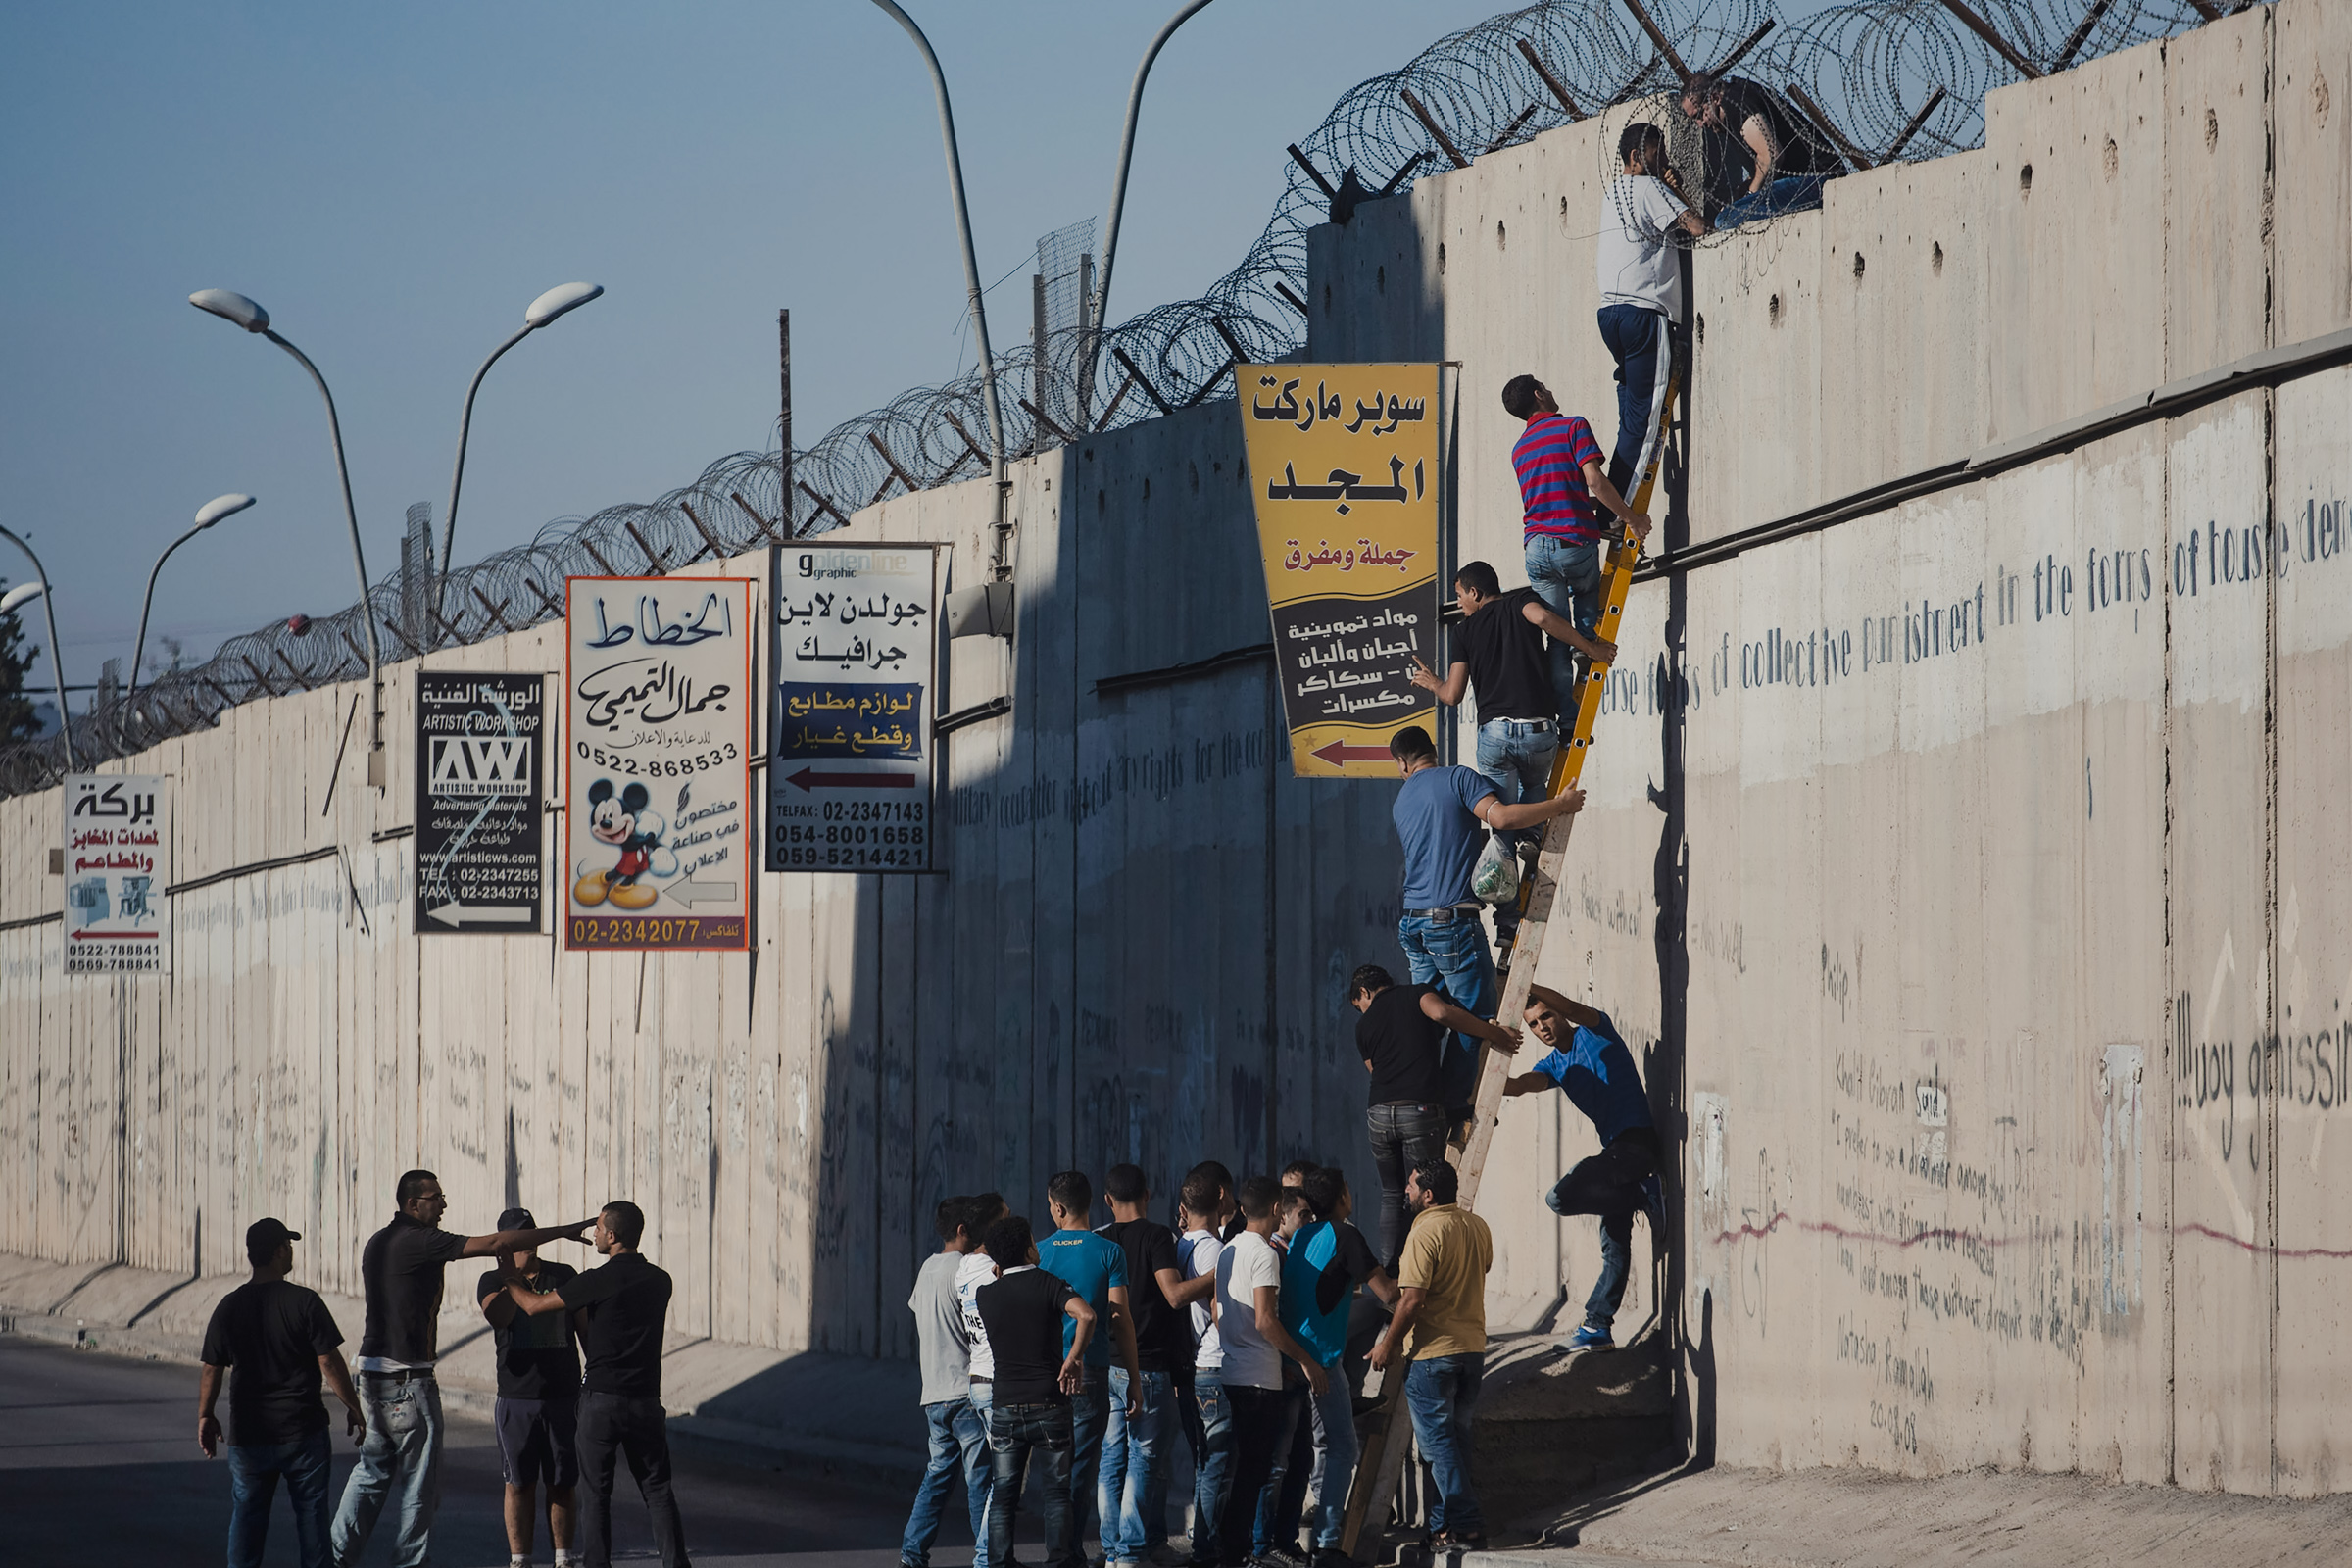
{"left": 416, "top": 672, "right": 544, "bottom": 935}
{"left": 64, "top": 773, "right": 169, "bottom": 974}
{"left": 564, "top": 577, "right": 753, "bottom": 951}
{"left": 1236, "top": 363, "right": 1440, "bottom": 777}
{"left": 766, "top": 542, "right": 941, "bottom": 873}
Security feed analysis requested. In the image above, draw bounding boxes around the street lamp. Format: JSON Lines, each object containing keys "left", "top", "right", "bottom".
{"left": 188, "top": 287, "right": 383, "bottom": 776}
{"left": 0, "top": 536, "right": 74, "bottom": 769}
{"left": 128, "top": 493, "right": 255, "bottom": 710}
{"left": 438, "top": 281, "right": 604, "bottom": 589}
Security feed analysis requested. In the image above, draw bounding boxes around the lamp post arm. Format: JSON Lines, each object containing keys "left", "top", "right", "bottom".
{"left": 866, "top": 0, "right": 1006, "bottom": 483}
{"left": 262, "top": 328, "right": 380, "bottom": 741}
{"left": 1091, "top": 0, "right": 1218, "bottom": 400}
{"left": 440, "top": 324, "right": 535, "bottom": 581}
{"left": 0, "top": 523, "right": 74, "bottom": 771}
{"left": 128, "top": 519, "right": 210, "bottom": 710}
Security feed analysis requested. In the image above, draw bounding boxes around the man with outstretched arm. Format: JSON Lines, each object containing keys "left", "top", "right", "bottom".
{"left": 332, "top": 1170, "right": 593, "bottom": 1568}
{"left": 1388, "top": 723, "right": 1581, "bottom": 1118}
{"left": 498, "top": 1201, "right": 690, "bottom": 1568}
{"left": 1501, "top": 985, "right": 1664, "bottom": 1350}
{"left": 1366, "top": 1160, "right": 1494, "bottom": 1550}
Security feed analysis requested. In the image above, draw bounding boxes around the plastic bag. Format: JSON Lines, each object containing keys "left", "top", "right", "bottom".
{"left": 1472, "top": 832, "right": 1519, "bottom": 905}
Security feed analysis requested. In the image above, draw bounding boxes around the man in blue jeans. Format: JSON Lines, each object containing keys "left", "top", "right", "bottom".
{"left": 197, "top": 1218, "right": 367, "bottom": 1568}
{"left": 1679, "top": 71, "right": 1842, "bottom": 229}
{"left": 1409, "top": 559, "right": 1601, "bottom": 968}
{"left": 1595, "top": 122, "right": 1706, "bottom": 501}
{"left": 1273, "top": 1168, "right": 1397, "bottom": 1565}
{"left": 1502, "top": 985, "right": 1665, "bottom": 1350}
{"left": 1097, "top": 1163, "right": 1202, "bottom": 1568}
{"left": 1501, "top": 376, "right": 1652, "bottom": 725}
{"left": 1040, "top": 1170, "right": 1143, "bottom": 1555}
{"left": 1176, "top": 1170, "right": 1235, "bottom": 1563}
{"left": 1388, "top": 724, "right": 1583, "bottom": 1118}
{"left": 1367, "top": 1160, "right": 1494, "bottom": 1549}
{"left": 975, "top": 1214, "right": 1100, "bottom": 1568}
{"left": 901, "top": 1196, "right": 993, "bottom": 1568}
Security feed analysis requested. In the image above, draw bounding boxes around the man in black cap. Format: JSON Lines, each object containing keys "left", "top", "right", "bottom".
{"left": 332, "top": 1171, "right": 594, "bottom": 1568}
{"left": 479, "top": 1206, "right": 584, "bottom": 1568}
{"left": 497, "top": 1200, "right": 688, "bottom": 1568}
{"left": 197, "top": 1218, "right": 366, "bottom": 1568}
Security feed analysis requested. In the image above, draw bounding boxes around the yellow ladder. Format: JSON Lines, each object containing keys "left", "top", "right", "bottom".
{"left": 1341, "top": 323, "right": 1679, "bottom": 1555}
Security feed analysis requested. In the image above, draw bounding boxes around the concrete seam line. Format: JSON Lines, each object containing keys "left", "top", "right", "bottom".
{"left": 1641, "top": 324, "right": 2352, "bottom": 582}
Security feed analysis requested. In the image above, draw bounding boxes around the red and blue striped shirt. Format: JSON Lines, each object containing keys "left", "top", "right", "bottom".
{"left": 1510, "top": 412, "right": 1605, "bottom": 541}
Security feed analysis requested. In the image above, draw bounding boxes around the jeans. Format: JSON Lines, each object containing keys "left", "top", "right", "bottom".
{"left": 331, "top": 1372, "right": 442, "bottom": 1568}
{"left": 1474, "top": 718, "right": 1560, "bottom": 927}
{"left": 1396, "top": 908, "right": 1497, "bottom": 1116}
{"left": 1526, "top": 532, "right": 1604, "bottom": 724}
{"left": 1367, "top": 1102, "right": 1449, "bottom": 1272}
{"left": 576, "top": 1391, "right": 690, "bottom": 1568}
{"left": 1546, "top": 1128, "right": 1662, "bottom": 1332}
{"left": 1596, "top": 304, "right": 1680, "bottom": 501}
{"left": 1403, "top": 1353, "right": 1487, "bottom": 1538}
{"left": 989, "top": 1401, "right": 1079, "bottom": 1568}
{"left": 1099, "top": 1367, "right": 1168, "bottom": 1559}
{"left": 1714, "top": 172, "right": 1829, "bottom": 229}
{"left": 971, "top": 1380, "right": 1010, "bottom": 1560}
{"left": 1186, "top": 1371, "right": 1235, "bottom": 1555}
{"left": 1250, "top": 1380, "right": 1309, "bottom": 1555}
{"left": 1217, "top": 1383, "right": 1293, "bottom": 1563}
{"left": 1302, "top": 1373, "right": 1358, "bottom": 1549}
{"left": 226, "top": 1428, "right": 332, "bottom": 1568}
{"left": 903, "top": 1396, "right": 991, "bottom": 1568}
{"left": 1068, "top": 1370, "right": 1112, "bottom": 1551}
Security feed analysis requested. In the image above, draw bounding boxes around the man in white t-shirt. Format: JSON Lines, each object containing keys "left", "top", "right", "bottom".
{"left": 952, "top": 1193, "right": 1010, "bottom": 1566}
{"left": 1595, "top": 121, "right": 1708, "bottom": 502}
{"left": 1176, "top": 1170, "right": 1233, "bottom": 1564}
{"left": 1211, "top": 1178, "right": 1325, "bottom": 1567}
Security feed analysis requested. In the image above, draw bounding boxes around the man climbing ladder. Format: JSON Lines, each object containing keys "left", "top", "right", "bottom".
{"left": 1341, "top": 324, "right": 1680, "bottom": 1553}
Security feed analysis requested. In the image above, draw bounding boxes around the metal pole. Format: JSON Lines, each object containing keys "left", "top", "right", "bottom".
{"left": 438, "top": 324, "right": 534, "bottom": 585}
{"left": 0, "top": 523, "right": 76, "bottom": 770}
{"left": 1089, "top": 0, "right": 1218, "bottom": 398}
{"left": 866, "top": 0, "right": 1007, "bottom": 480}
{"left": 263, "top": 329, "right": 382, "bottom": 752}
{"left": 128, "top": 518, "right": 211, "bottom": 709}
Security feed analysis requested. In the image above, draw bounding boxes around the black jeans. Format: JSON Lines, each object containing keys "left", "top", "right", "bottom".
{"left": 576, "top": 1391, "right": 690, "bottom": 1568}
{"left": 1218, "top": 1383, "right": 1295, "bottom": 1563}
{"left": 1368, "top": 1101, "right": 1448, "bottom": 1271}
{"left": 1545, "top": 1127, "right": 1661, "bottom": 1330}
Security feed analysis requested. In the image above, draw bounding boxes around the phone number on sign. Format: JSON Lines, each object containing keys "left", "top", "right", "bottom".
{"left": 769, "top": 842, "right": 929, "bottom": 869}
{"left": 568, "top": 916, "right": 743, "bottom": 947}
{"left": 575, "top": 741, "right": 738, "bottom": 777}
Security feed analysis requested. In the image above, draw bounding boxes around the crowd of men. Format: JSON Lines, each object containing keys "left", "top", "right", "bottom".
{"left": 194, "top": 1174, "right": 688, "bottom": 1568}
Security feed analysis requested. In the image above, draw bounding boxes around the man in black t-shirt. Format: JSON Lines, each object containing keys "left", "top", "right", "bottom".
{"left": 1680, "top": 70, "right": 1843, "bottom": 228}
{"left": 1409, "top": 559, "right": 1595, "bottom": 965}
{"left": 1096, "top": 1163, "right": 1203, "bottom": 1565}
{"left": 332, "top": 1170, "right": 593, "bottom": 1568}
{"left": 500, "top": 1200, "right": 687, "bottom": 1568}
{"left": 1350, "top": 963, "right": 1522, "bottom": 1270}
{"left": 478, "top": 1205, "right": 583, "bottom": 1568}
{"left": 198, "top": 1217, "right": 365, "bottom": 1568}
{"left": 974, "top": 1213, "right": 1096, "bottom": 1568}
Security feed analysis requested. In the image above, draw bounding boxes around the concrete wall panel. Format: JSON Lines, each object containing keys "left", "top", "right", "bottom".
{"left": 2274, "top": 0, "right": 2352, "bottom": 343}
{"left": 2167, "top": 6, "right": 2276, "bottom": 374}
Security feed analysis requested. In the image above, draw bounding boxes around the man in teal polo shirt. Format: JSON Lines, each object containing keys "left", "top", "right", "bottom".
{"left": 1040, "top": 1171, "right": 1141, "bottom": 1558}
{"left": 1275, "top": 1168, "right": 1396, "bottom": 1563}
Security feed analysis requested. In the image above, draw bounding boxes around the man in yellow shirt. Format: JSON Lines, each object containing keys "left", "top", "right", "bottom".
{"left": 1366, "top": 1158, "right": 1494, "bottom": 1547}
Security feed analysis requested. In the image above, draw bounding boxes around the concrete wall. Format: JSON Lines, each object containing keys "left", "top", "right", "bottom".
{"left": 1306, "top": 0, "right": 2352, "bottom": 1495}
{"left": 4, "top": 0, "right": 2348, "bottom": 1500}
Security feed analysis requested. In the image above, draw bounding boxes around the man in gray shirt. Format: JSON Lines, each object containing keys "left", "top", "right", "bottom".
{"left": 901, "top": 1196, "right": 994, "bottom": 1568}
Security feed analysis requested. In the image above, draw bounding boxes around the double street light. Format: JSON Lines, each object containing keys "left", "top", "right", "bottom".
{"left": 129, "top": 492, "right": 257, "bottom": 710}
{"left": 0, "top": 561, "right": 72, "bottom": 769}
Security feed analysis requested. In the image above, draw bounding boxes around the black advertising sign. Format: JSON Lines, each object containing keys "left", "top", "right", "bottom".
{"left": 416, "top": 672, "right": 546, "bottom": 934}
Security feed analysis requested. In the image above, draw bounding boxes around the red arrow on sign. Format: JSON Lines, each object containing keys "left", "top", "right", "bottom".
{"left": 1310, "top": 740, "right": 1395, "bottom": 768}
{"left": 781, "top": 767, "right": 917, "bottom": 792}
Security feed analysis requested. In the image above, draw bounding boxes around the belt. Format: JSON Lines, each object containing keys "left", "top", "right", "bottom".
{"left": 1481, "top": 716, "right": 1554, "bottom": 733}
{"left": 1405, "top": 903, "right": 1485, "bottom": 921}
{"left": 968, "top": 1375, "right": 993, "bottom": 1384}
{"left": 360, "top": 1367, "right": 435, "bottom": 1383}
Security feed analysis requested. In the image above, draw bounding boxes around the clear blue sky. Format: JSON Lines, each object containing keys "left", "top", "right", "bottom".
{"left": 0, "top": 1, "right": 1840, "bottom": 692}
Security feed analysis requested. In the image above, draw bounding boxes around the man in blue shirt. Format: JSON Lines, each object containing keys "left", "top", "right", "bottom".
{"left": 1039, "top": 1170, "right": 1141, "bottom": 1557}
{"left": 1501, "top": 985, "right": 1664, "bottom": 1349}
{"left": 1273, "top": 1168, "right": 1396, "bottom": 1564}
{"left": 1389, "top": 723, "right": 1584, "bottom": 1117}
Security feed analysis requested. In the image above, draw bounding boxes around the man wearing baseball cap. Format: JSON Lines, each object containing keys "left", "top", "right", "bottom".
{"left": 479, "top": 1206, "right": 585, "bottom": 1568}
{"left": 197, "top": 1218, "right": 366, "bottom": 1568}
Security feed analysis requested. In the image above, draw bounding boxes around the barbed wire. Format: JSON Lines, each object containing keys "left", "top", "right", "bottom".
{"left": 0, "top": 0, "right": 2243, "bottom": 797}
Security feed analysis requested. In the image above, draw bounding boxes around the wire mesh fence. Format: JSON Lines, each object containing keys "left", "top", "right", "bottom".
{"left": 0, "top": 0, "right": 2243, "bottom": 797}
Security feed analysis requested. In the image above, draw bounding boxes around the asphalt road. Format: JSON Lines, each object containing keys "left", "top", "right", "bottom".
{"left": 0, "top": 1334, "right": 978, "bottom": 1567}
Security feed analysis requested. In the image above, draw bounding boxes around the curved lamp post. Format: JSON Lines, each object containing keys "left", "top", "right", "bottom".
{"left": 1088, "top": 0, "right": 1220, "bottom": 406}
{"left": 188, "top": 288, "right": 382, "bottom": 765}
{"left": 0, "top": 547, "right": 74, "bottom": 769}
{"left": 438, "top": 281, "right": 604, "bottom": 584}
{"left": 128, "top": 492, "right": 255, "bottom": 710}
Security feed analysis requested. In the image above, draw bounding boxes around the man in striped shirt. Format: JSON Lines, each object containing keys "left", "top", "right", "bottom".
{"left": 1501, "top": 374, "right": 1651, "bottom": 723}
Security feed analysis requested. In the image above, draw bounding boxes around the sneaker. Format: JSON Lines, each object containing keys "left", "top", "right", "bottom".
{"left": 1432, "top": 1529, "right": 1489, "bottom": 1550}
{"left": 1148, "top": 1549, "right": 1192, "bottom": 1568}
{"left": 1260, "top": 1547, "right": 1311, "bottom": 1568}
{"left": 1641, "top": 1172, "right": 1667, "bottom": 1233}
{"left": 1310, "top": 1551, "right": 1358, "bottom": 1568}
{"left": 1569, "top": 1322, "right": 1615, "bottom": 1350}
{"left": 1493, "top": 933, "right": 1516, "bottom": 973}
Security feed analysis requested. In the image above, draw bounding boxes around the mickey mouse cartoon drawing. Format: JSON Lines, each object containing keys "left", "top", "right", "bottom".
{"left": 573, "top": 778, "right": 665, "bottom": 910}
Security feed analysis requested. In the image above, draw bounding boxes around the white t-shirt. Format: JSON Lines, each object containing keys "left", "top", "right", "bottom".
{"left": 1214, "top": 1229, "right": 1285, "bottom": 1390}
{"left": 1597, "top": 173, "right": 1690, "bottom": 320}
{"left": 954, "top": 1250, "right": 998, "bottom": 1381}
{"left": 1181, "top": 1229, "right": 1224, "bottom": 1370}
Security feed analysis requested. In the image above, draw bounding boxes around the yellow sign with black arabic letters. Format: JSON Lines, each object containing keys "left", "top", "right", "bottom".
{"left": 1236, "top": 363, "right": 1440, "bottom": 778}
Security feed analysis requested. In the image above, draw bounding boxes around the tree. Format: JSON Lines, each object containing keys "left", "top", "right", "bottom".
{"left": 0, "top": 577, "right": 38, "bottom": 742}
